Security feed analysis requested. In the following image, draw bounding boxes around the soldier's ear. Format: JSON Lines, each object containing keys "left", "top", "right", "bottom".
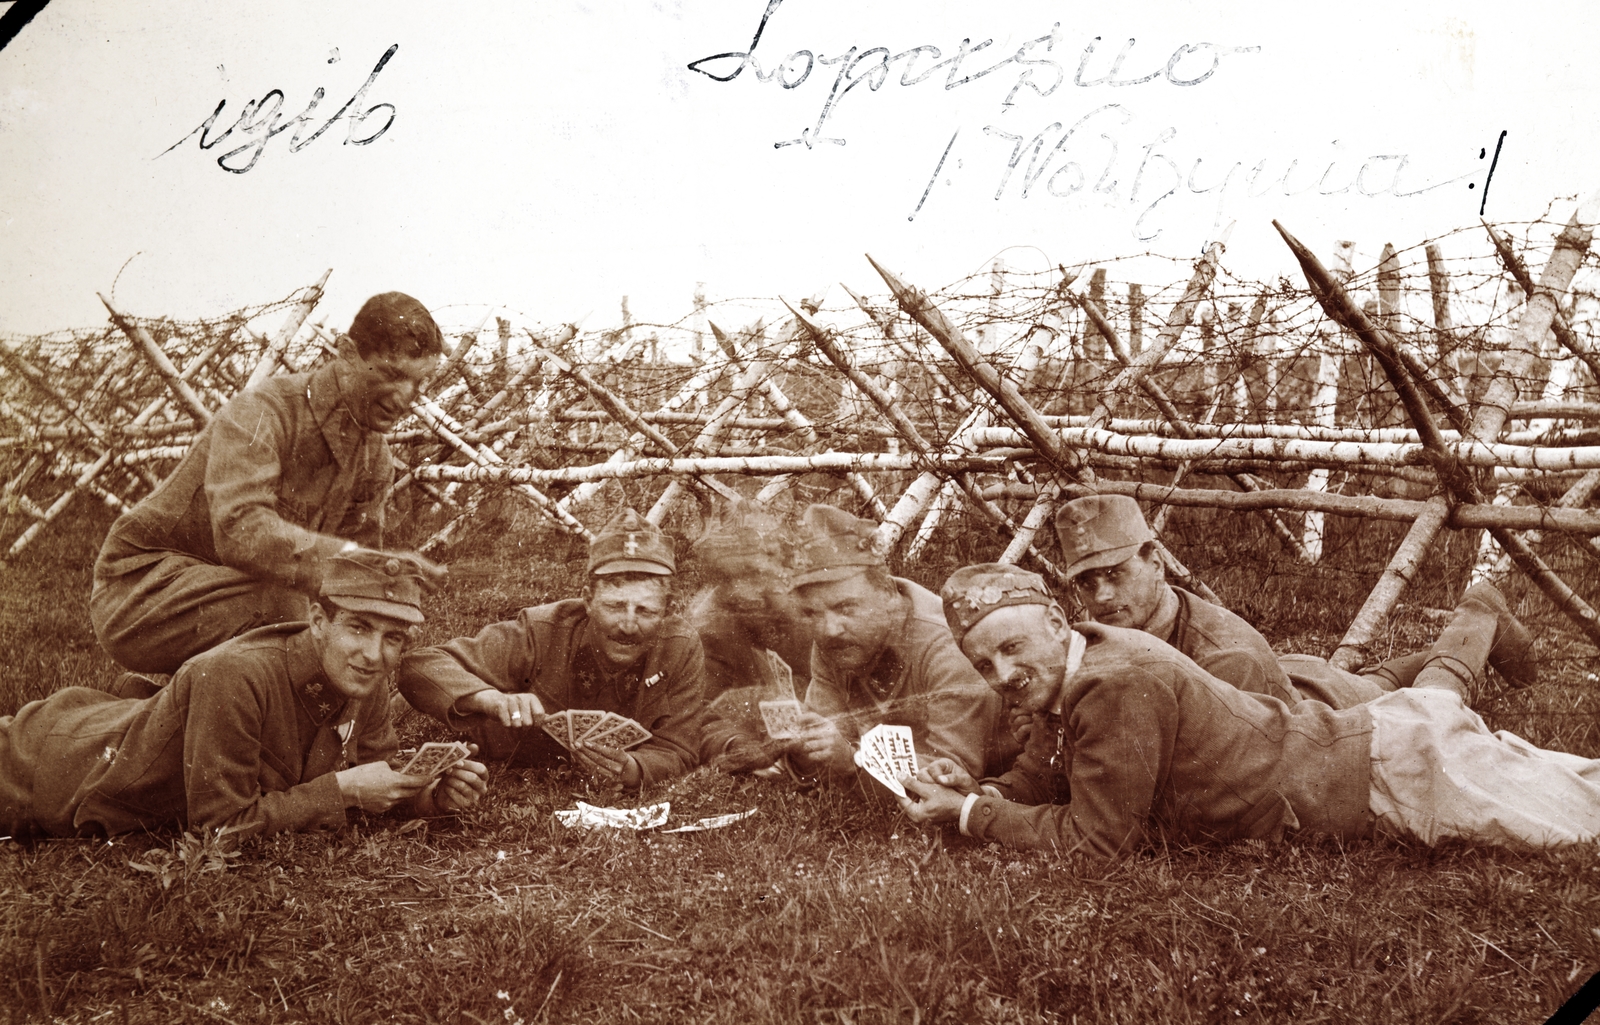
{"left": 1044, "top": 603, "right": 1071, "bottom": 637}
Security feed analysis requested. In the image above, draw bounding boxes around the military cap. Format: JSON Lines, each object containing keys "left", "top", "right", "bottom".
{"left": 791, "top": 504, "right": 883, "bottom": 588}
{"left": 347, "top": 291, "right": 445, "bottom": 358}
{"left": 589, "top": 507, "right": 676, "bottom": 576}
{"left": 1055, "top": 495, "right": 1155, "bottom": 581}
{"left": 320, "top": 550, "right": 426, "bottom": 624}
{"left": 940, "top": 564, "right": 1056, "bottom": 645}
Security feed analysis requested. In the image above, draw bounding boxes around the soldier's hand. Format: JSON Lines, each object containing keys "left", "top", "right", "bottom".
{"left": 574, "top": 740, "right": 643, "bottom": 787}
{"left": 712, "top": 736, "right": 779, "bottom": 774}
{"left": 460, "top": 689, "right": 545, "bottom": 727}
{"left": 337, "top": 761, "right": 430, "bottom": 813}
{"left": 1009, "top": 707, "right": 1040, "bottom": 745}
{"left": 794, "top": 712, "right": 854, "bottom": 775}
{"left": 898, "top": 777, "right": 967, "bottom": 825}
{"left": 341, "top": 545, "right": 449, "bottom": 592}
{"left": 418, "top": 748, "right": 488, "bottom": 814}
{"left": 916, "top": 757, "right": 978, "bottom": 795}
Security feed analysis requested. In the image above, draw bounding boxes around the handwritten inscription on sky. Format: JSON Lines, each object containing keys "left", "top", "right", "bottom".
{"left": 688, "top": 0, "right": 1488, "bottom": 241}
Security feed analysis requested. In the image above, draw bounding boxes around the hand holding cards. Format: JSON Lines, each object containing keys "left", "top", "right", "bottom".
{"left": 397, "top": 741, "right": 472, "bottom": 780}
{"left": 540, "top": 709, "right": 652, "bottom": 751}
{"left": 853, "top": 724, "right": 919, "bottom": 797}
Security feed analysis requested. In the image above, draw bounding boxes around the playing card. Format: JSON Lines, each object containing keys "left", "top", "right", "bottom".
{"left": 569, "top": 709, "right": 610, "bottom": 742}
{"left": 583, "top": 716, "right": 652, "bottom": 750}
{"left": 855, "top": 724, "right": 918, "bottom": 797}
{"left": 758, "top": 699, "right": 804, "bottom": 740}
{"left": 398, "top": 741, "right": 470, "bottom": 779}
{"left": 765, "top": 648, "right": 797, "bottom": 701}
{"left": 541, "top": 710, "right": 573, "bottom": 749}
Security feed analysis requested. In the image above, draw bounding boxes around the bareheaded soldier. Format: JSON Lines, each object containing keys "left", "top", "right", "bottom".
{"left": 899, "top": 563, "right": 1586, "bottom": 858}
{"left": 91, "top": 292, "right": 448, "bottom": 676}
{"left": 398, "top": 508, "right": 707, "bottom": 787}
{"left": 0, "top": 551, "right": 487, "bottom": 839}
{"left": 785, "top": 504, "right": 1014, "bottom": 782}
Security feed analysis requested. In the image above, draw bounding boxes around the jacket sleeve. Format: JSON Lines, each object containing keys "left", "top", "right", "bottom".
{"left": 631, "top": 635, "right": 708, "bottom": 785}
{"left": 204, "top": 387, "right": 350, "bottom": 592}
{"left": 963, "top": 666, "right": 1177, "bottom": 858}
{"left": 912, "top": 631, "right": 1004, "bottom": 780}
{"left": 397, "top": 617, "right": 539, "bottom": 726}
{"left": 981, "top": 715, "right": 1062, "bottom": 805}
{"left": 181, "top": 661, "right": 347, "bottom": 837}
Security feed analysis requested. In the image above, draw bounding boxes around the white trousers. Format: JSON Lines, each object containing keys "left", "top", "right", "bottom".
{"left": 1368, "top": 688, "right": 1600, "bottom": 846}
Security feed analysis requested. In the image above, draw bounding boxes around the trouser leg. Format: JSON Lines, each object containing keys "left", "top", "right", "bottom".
{"left": 1363, "top": 652, "right": 1428, "bottom": 691}
{"left": 91, "top": 551, "right": 307, "bottom": 674}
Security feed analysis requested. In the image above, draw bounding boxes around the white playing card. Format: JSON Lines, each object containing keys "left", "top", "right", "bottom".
{"left": 856, "top": 724, "right": 918, "bottom": 796}
{"left": 398, "top": 741, "right": 470, "bottom": 779}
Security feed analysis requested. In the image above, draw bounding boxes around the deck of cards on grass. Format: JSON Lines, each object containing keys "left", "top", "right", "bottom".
{"left": 396, "top": 741, "right": 471, "bottom": 779}
{"left": 541, "top": 709, "right": 651, "bottom": 751}
{"left": 853, "top": 724, "right": 919, "bottom": 797}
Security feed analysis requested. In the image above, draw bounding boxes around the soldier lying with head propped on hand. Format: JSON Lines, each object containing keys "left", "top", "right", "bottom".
{"left": 898, "top": 562, "right": 1582, "bottom": 858}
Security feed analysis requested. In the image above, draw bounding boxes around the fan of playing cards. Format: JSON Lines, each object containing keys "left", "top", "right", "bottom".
{"left": 852, "top": 724, "right": 919, "bottom": 797}
{"left": 397, "top": 741, "right": 472, "bottom": 779}
{"left": 541, "top": 709, "right": 652, "bottom": 751}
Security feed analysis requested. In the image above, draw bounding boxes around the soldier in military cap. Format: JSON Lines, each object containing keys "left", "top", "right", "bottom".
{"left": 896, "top": 562, "right": 1598, "bottom": 858}
{"left": 91, "top": 291, "right": 449, "bottom": 676}
{"left": 0, "top": 550, "right": 488, "bottom": 839}
{"left": 398, "top": 508, "right": 708, "bottom": 787}
{"left": 1054, "top": 495, "right": 1536, "bottom": 707}
{"left": 782, "top": 504, "right": 1014, "bottom": 782}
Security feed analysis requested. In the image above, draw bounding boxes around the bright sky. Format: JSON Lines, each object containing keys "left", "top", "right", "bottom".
{"left": 1, "top": 0, "right": 1596, "bottom": 336}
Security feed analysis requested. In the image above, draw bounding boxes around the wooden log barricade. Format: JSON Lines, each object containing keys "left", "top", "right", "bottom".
{"left": 5, "top": 198, "right": 1600, "bottom": 676}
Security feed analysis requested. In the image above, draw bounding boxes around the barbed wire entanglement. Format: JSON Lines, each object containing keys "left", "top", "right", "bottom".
{"left": 4, "top": 206, "right": 1600, "bottom": 670}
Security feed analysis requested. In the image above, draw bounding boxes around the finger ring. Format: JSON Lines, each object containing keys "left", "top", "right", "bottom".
{"left": 511, "top": 710, "right": 522, "bottom": 721}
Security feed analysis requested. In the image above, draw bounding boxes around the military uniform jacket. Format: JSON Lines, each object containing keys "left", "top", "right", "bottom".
{"left": 0, "top": 624, "right": 393, "bottom": 838}
{"left": 397, "top": 600, "right": 707, "bottom": 785}
{"left": 804, "top": 578, "right": 1014, "bottom": 779}
{"left": 963, "top": 624, "right": 1375, "bottom": 858}
{"left": 97, "top": 359, "right": 392, "bottom": 593}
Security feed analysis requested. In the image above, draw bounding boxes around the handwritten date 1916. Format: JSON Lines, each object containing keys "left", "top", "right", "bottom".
{"left": 160, "top": 44, "right": 399, "bottom": 174}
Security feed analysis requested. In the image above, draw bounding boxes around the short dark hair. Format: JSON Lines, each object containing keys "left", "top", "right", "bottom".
{"left": 347, "top": 292, "right": 446, "bottom": 360}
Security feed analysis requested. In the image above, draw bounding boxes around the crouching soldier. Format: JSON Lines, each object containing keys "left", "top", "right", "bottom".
{"left": 901, "top": 563, "right": 1594, "bottom": 857}
{"left": 0, "top": 552, "right": 488, "bottom": 839}
{"left": 784, "top": 505, "right": 1015, "bottom": 784}
{"left": 398, "top": 509, "right": 706, "bottom": 788}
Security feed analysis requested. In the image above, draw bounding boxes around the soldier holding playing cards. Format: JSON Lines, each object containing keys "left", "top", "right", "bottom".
{"left": 0, "top": 551, "right": 488, "bottom": 839}
{"left": 398, "top": 508, "right": 707, "bottom": 788}
{"left": 783, "top": 505, "right": 1014, "bottom": 783}
{"left": 899, "top": 563, "right": 1599, "bottom": 857}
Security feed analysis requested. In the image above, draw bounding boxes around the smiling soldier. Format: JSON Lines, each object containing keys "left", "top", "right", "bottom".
{"left": 398, "top": 508, "right": 707, "bottom": 787}
{"left": 783, "top": 504, "right": 1013, "bottom": 783}
{"left": 897, "top": 563, "right": 1596, "bottom": 858}
{"left": 0, "top": 551, "right": 487, "bottom": 839}
{"left": 90, "top": 291, "right": 448, "bottom": 677}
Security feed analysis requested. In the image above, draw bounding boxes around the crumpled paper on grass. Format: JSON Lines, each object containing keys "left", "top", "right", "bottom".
{"left": 553, "top": 801, "right": 671, "bottom": 830}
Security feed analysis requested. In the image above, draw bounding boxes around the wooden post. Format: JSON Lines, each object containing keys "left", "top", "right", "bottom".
{"left": 99, "top": 295, "right": 213, "bottom": 425}
{"left": 1127, "top": 284, "right": 1144, "bottom": 356}
{"left": 244, "top": 270, "right": 330, "bottom": 390}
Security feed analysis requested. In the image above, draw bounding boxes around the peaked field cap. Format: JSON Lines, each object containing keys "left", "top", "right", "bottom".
{"left": 1055, "top": 495, "right": 1156, "bottom": 581}
{"left": 791, "top": 504, "right": 884, "bottom": 587}
{"left": 589, "top": 507, "right": 675, "bottom": 576}
{"left": 940, "top": 563, "right": 1055, "bottom": 645}
{"left": 347, "top": 291, "right": 444, "bottom": 355}
{"left": 320, "top": 550, "right": 426, "bottom": 624}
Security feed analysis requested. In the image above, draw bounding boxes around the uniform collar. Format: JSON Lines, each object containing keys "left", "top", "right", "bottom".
{"left": 287, "top": 628, "right": 349, "bottom": 726}
{"left": 1141, "top": 584, "right": 1182, "bottom": 644}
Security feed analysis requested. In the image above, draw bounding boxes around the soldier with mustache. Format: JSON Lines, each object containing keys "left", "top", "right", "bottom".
{"left": 1053, "top": 495, "right": 1533, "bottom": 708}
{"left": 898, "top": 563, "right": 1596, "bottom": 856}
{"left": 90, "top": 292, "right": 448, "bottom": 679}
{"left": 398, "top": 508, "right": 707, "bottom": 787}
{"left": 783, "top": 504, "right": 1015, "bottom": 783}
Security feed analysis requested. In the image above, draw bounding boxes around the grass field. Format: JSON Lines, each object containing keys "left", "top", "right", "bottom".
{"left": 4, "top": 495, "right": 1600, "bottom": 1023}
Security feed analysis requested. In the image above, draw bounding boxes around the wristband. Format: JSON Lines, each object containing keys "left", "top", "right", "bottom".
{"left": 958, "top": 792, "right": 982, "bottom": 837}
